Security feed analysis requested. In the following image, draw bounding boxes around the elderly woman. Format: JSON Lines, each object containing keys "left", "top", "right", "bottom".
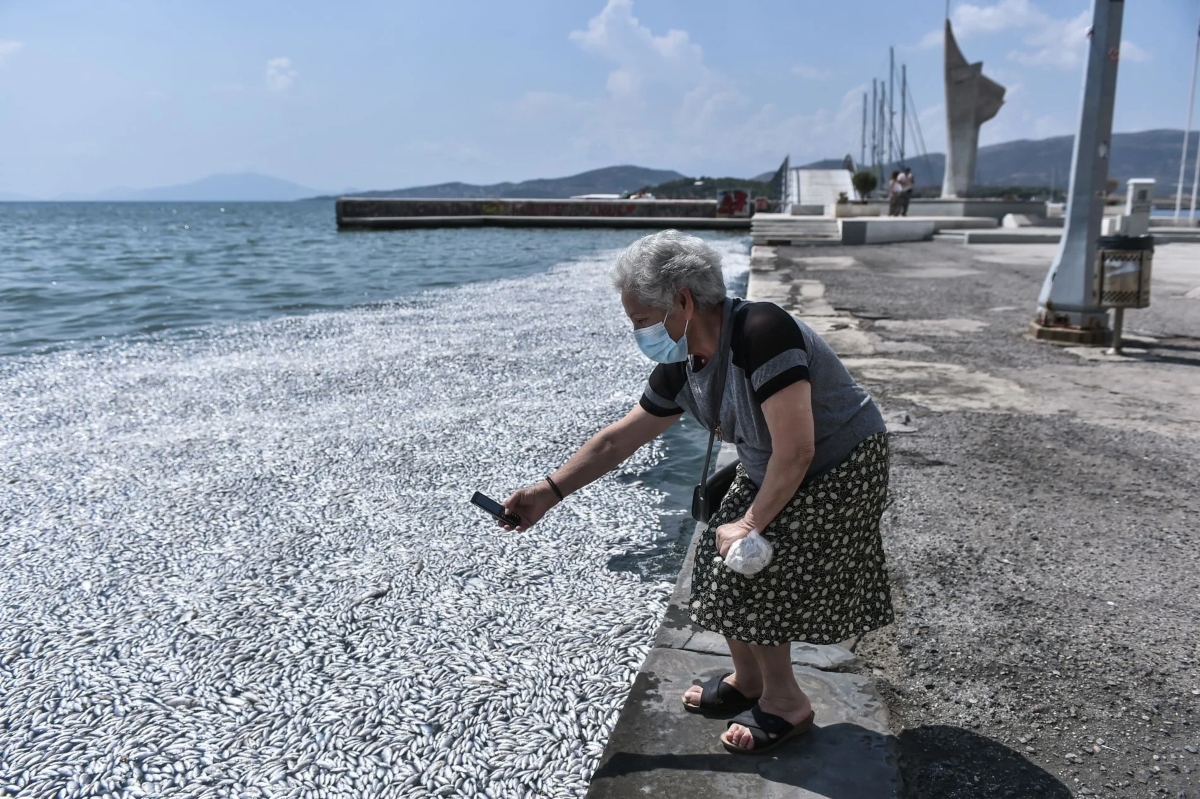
{"left": 501, "top": 230, "right": 894, "bottom": 754}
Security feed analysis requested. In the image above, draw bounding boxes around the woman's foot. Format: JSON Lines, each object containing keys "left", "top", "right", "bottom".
{"left": 721, "top": 692, "right": 812, "bottom": 751}
{"left": 681, "top": 672, "right": 762, "bottom": 709}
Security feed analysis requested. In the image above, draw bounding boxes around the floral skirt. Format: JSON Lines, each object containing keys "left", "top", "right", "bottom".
{"left": 689, "top": 432, "right": 895, "bottom": 646}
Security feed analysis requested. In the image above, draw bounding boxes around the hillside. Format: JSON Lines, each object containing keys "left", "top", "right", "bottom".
{"left": 123, "top": 173, "right": 322, "bottom": 202}
{"left": 335, "top": 165, "right": 686, "bottom": 200}
{"left": 973, "top": 129, "right": 1182, "bottom": 189}
{"left": 800, "top": 129, "right": 1189, "bottom": 195}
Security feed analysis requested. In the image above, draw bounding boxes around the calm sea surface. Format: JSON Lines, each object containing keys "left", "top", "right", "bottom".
{"left": 0, "top": 201, "right": 746, "bottom": 358}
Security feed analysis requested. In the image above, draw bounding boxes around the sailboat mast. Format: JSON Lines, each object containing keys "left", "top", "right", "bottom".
{"left": 872, "top": 80, "right": 878, "bottom": 176}
{"left": 889, "top": 48, "right": 896, "bottom": 166}
{"left": 861, "top": 93, "right": 867, "bottom": 168}
{"left": 1176, "top": 2, "right": 1200, "bottom": 220}
{"left": 879, "top": 91, "right": 887, "bottom": 182}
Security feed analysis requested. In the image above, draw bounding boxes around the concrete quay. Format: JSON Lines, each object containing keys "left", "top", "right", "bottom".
{"left": 748, "top": 240, "right": 1199, "bottom": 797}
{"left": 335, "top": 197, "right": 752, "bottom": 230}
{"left": 589, "top": 239, "right": 1200, "bottom": 798}
{"left": 337, "top": 214, "right": 750, "bottom": 231}
{"left": 849, "top": 198, "right": 1048, "bottom": 221}
{"left": 939, "top": 226, "right": 1200, "bottom": 245}
{"left": 750, "top": 214, "right": 996, "bottom": 247}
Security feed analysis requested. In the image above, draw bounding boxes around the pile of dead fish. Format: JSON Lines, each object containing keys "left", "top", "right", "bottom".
{"left": 0, "top": 241, "right": 749, "bottom": 799}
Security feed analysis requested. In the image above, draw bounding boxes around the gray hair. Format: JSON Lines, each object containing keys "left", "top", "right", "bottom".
{"left": 611, "top": 230, "right": 727, "bottom": 310}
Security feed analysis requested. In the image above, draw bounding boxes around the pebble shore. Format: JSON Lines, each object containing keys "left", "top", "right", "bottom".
{"left": 0, "top": 241, "right": 749, "bottom": 799}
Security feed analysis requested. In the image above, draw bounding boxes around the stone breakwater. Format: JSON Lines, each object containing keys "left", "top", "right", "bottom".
{"left": 0, "top": 241, "right": 748, "bottom": 799}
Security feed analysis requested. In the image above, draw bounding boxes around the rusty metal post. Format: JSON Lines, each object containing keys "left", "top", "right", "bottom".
{"left": 1108, "top": 308, "right": 1125, "bottom": 355}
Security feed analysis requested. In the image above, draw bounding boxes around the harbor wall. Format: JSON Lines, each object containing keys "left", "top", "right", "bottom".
{"left": 899, "top": 198, "right": 1047, "bottom": 220}
{"left": 336, "top": 197, "right": 736, "bottom": 230}
{"left": 831, "top": 198, "right": 1047, "bottom": 220}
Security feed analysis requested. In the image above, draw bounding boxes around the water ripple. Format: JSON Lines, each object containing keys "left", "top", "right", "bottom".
{"left": 0, "top": 201, "right": 748, "bottom": 358}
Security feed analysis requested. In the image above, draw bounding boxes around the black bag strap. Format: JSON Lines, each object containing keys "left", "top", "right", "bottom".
{"left": 697, "top": 299, "right": 740, "bottom": 484}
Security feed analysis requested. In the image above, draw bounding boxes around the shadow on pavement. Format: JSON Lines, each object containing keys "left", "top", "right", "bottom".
{"left": 591, "top": 723, "right": 900, "bottom": 798}
{"left": 897, "top": 724, "right": 1072, "bottom": 799}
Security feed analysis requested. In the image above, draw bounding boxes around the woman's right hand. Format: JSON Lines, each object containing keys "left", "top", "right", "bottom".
{"left": 500, "top": 483, "right": 558, "bottom": 532}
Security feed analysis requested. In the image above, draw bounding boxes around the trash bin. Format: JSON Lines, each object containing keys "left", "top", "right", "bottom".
{"left": 1094, "top": 234, "right": 1154, "bottom": 353}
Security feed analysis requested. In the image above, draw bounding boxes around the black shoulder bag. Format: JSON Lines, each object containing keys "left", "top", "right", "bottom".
{"left": 690, "top": 302, "right": 742, "bottom": 523}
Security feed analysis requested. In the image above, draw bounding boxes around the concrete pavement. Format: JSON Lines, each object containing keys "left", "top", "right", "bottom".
{"left": 761, "top": 239, "right": 1199, "bottom": 798}
{"left": 587, "top": 237, "right": 1200, "bottom": 798}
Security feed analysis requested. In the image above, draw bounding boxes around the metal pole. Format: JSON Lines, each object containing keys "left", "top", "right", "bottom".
{"left": 1033, "top": 0, "right": 1124, "bottom": 340}
{"left": 1176, "top": 2, "right": 1200, "bottom": 220}
{"left": 871, "top": 80, "right": 878, "bottom": 177}
{"left": 1107, "top": 308, "right": 1125, "bottom": 355}
{"left": 861, "top": 93, "right": 867, "bottom": 168}
{"left": 879, "top": 92, "right": 887, "bottom": 182}
{"left": 889, "top": 48, "right": 896, "bottom": 166}
{"left": 901, "top": 64, "right": 907, "bottom": 163}
{"left": 1191, "top": 124, "right": 1200, "bottom": 222}
{"left": 1191, "top": 94, "right": 1200, "bottom": 222}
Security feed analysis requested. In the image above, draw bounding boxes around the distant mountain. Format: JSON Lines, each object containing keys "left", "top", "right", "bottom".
{"left": 14, "top": 130, "right": 1187, "bottom": 204}
{"left": 799, "top": 129, "right": 1189, "bottom": 194}
{"left": 972, "top": 129, "right": 1184, "bottom": 190}
{"left": 52, "top": 172, "right": 323, "bottom": 202}
{"left": 331, "top": 165, "right": 687, "bottom": 200}
{"left": 0, "top": 190, "right": 37, "bottom": 201}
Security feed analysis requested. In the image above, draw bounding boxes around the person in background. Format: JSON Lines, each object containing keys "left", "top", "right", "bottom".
{"left": 899, "top": 167, "right": 915, "bottom": 216}
{"left": 887, "top": 171, "right": 902, "bottom": 217}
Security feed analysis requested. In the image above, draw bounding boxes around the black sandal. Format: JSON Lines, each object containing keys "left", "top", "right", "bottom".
{"left": 721, "top": 705, "right": 816, "bottom": 754}
{"left": 681, "top": 672, "right": 759, "bottom": 716}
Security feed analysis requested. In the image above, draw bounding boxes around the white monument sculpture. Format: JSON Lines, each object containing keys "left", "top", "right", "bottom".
{"left": 942, "top": 20, "right": 1006, "bottom": 198}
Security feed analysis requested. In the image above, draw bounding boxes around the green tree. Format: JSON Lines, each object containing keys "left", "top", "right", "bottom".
{"left": 851, "top": 170, "right": 878, "bottom": 201}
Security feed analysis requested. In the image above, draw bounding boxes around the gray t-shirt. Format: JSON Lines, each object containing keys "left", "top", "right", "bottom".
{"left": 639, "top": 297, "right": 886, "bottom": 488}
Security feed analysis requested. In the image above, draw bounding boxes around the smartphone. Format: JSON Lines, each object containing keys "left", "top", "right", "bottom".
{"left": 470, "top": 491, "right": 521, "bottom": 526}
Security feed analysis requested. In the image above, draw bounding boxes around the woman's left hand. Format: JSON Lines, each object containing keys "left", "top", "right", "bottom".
{"left": 715, "top": 518, "right": 755, "bottom": 558}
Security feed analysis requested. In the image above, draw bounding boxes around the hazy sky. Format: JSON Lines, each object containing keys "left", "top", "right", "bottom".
{"left": 0, "top": 0, "right": 1192, "bottom": 197}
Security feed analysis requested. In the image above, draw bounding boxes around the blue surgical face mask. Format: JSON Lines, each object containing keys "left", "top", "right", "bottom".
{"left": 633, "top": 309, "right": 689, "bottom": 363}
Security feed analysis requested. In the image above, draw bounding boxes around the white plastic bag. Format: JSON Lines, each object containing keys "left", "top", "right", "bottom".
{"left": 724, "top": 529, "right": 774, "bottom": 576}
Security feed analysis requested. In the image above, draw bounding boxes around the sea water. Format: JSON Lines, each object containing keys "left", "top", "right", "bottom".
{"left": 0, "top": 200, "right": 750, "bottom": 580}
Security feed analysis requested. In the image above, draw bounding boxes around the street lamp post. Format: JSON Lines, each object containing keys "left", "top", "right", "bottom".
{"left": 1031, "top": 0, "right": 1125, "bottom": 344}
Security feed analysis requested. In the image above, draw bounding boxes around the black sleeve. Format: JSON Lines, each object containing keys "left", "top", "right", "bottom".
{"left": 731, "top": 302, "right": 810, "bottom": 404}
{"left": 638, "top": 363, "right": 687, "bottom": 417}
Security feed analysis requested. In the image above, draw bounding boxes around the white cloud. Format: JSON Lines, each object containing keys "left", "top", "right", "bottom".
{"left": 1007, "top": 9, "right": 1091, "bottom": 69}
{"left": 918, "top": 29, "right": 943, "bottom": 50}
{"left": 915, "top": 0, "right": 1046, "bottom": 51}
{"left": 1120, "top": 40, "right": 1151, "bottom": 64}
{"left": 569, "top": 0, "right": 703, "bottom": 72}
{"left": 918, "top": 2, "right": 1147, "bottom": 72}
{"left": 506, "top": 1, "right": 896, "bottom": 174}
{"left": 792, "top": 63, "right": 832, "bottom": 81}
{"left": 0, "top": 40, "right": 24, "bottom": 67}
{"left": 265, "top": 57, "right": 297, "bottom": 92}
{"left": 954, "top": 0, "right": 1047, "bottom": 36}
{"left": 545, "top": 0, "right": 750, "bottom": 161}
